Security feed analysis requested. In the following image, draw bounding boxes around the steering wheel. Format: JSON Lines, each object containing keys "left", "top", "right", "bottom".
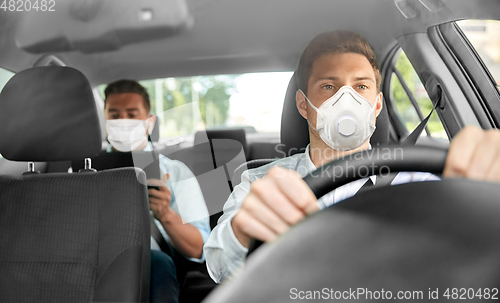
{"left": 247, "top": 145, "right": 447, "bottom": 256}
{"left": 206, "top": 145, "right": 500, "bottom": 303}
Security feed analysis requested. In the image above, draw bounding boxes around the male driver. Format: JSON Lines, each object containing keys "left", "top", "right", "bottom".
{"left": 204, "top": 31, "right": 500, "bottom": 283}
{"left": 104, "top": 80, "right": 210, "bottom": 302}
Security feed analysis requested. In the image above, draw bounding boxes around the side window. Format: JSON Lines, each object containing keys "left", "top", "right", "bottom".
{"left": 388, "top": 50, "right": 448, "bottom": 141}
{"left": 0, "top": 67, "right": 15, "bottom": 159}
{"left": 456, "top": 20, "right": 500, "bottom": 91}
{"left": 0, "top": 67, "right": 14, "bottom": 92}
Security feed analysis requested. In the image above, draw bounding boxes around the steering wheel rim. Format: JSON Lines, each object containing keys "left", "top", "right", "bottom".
{"left": 247, "top": 145, "right": 448, "bottom": 256}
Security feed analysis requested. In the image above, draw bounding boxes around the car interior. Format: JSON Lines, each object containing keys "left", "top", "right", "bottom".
{"left": 1, "top": 0, "right": 500, "bottom": 302}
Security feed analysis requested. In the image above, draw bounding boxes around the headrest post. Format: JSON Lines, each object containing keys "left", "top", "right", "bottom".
{"left": 84, "top": 158, "right": 91, "bottom": 170}
{"left": 22, "top": 161, "right": 40, "bottom": 175}
{"left": 79, "top": 158, "right": 97, "bottom": 173}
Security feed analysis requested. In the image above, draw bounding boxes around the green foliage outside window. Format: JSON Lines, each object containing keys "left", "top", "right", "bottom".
{"left": 390, "top": 51, "right": 447, "bottom": 140}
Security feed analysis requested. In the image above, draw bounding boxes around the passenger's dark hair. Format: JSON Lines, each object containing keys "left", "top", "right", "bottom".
{"left": 104, "top": 79, "right": 151, "bottom": 112}
{"left": 296, "top": 30, "right": 381, "bottom": 95}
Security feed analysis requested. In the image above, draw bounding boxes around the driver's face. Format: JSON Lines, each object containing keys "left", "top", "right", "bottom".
{"left": 304, "top": 52, "right": 382, "bottom": 123}
{"left": 307, "top": 52, "right": 379, "bottom": 106}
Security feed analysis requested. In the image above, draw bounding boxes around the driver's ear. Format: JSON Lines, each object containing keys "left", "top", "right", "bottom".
{"left": 375, "top": 92, "right": 383, "bottom": 117}
{"left": 296, "top": 90, "right": 308, "bottom": 120}
{"left": 146, "top": 115, "right": 156, "bottom": 135}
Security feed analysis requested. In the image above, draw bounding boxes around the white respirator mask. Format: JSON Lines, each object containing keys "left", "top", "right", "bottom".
{"left": 300, "top": 86, "right": 378, "bottom": 151}
{"left": 106, "top": 119, "right": 151, "bottom": 152}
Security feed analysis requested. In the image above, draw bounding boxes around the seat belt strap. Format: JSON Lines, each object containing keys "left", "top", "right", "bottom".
{"left": 402, "top": 100, "right": 439, "bottom": 146}
{"left": 150, "top": 215, "right": 174, "bottom": 258}
{"left": 361, "top": 101, "right": 436, "bottom": 191}
{"left": 375, "top": 100, "right": 439, "bottom": 186}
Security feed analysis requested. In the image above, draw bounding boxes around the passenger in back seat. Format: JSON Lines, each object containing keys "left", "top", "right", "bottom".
{"left": 103, "top": 80, "right": 210, "bottom": 303}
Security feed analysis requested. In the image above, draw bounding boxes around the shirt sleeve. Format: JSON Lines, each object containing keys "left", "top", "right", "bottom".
{"left": 160, "top": 156, "right": 211, "bottom": 263}
{"left": 203, "top": 169, "right": 252, "bottom": 284}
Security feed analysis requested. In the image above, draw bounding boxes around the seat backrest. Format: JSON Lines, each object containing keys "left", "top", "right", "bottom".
{"left": 0, "top": 66, "right": 151, "bottom": 302}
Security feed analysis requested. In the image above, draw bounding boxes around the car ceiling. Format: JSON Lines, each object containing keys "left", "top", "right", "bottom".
{"left": 0, "top": 0, "right": 499, "bottom": 87}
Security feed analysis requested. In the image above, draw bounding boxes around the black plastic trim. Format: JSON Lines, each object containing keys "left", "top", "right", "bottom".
{"left": 429, "top": 24, "right": 494, "bottom": 129}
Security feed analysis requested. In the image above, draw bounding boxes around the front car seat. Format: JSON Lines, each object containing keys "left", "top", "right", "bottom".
{"left": 0, "top": 66, "right": 151, "bottom": 302}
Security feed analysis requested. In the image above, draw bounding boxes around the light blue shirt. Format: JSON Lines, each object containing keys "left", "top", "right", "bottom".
{"left": 107, "top": 143, "right": 211, "bottom": 262}
{"left": 204, "top": 145, "right": 439, "bottom": 282}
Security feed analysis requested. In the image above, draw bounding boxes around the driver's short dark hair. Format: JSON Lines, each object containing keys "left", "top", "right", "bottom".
{"left": 296, "top": 30, "right": 381, "bottom": 95}
{"left": 104, "top": 79, "right": 151, "bottom": 113}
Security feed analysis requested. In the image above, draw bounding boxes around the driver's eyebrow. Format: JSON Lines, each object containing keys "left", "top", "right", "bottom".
{"left": 353, "top": 76, "right": 375, "bottom": 83}
{"left": 313, "top": 76, "right": 340, "bottom": 84}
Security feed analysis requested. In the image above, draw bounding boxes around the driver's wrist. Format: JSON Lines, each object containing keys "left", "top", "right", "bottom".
{"left": 231, "top": 217, "right": 251, "bottom": 248}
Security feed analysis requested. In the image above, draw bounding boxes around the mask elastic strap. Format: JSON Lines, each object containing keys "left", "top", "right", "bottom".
{"left": 298, "top": 89, "right": 319, "bottom": 112}
{"left": 299, "top": 89, "right": 321, "bottom": 132}
{"left": 306, "top": 119, "right": 320, "bottom": 133}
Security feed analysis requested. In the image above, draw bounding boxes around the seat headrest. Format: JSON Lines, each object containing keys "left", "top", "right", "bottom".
{"left": 0, "top": 66, "right": 102, "bottom": 161}
{"left": 194, "top": 128, "right": 248, "bottom": 157}
{"left": 280, "top": 73, "right": 390, "bottom": 156}
{"left": 150, "top": 115, "right": 160, "bottom": 142}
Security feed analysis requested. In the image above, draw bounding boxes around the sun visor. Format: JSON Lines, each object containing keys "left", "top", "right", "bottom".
{"left": 15, "top": 0, "right": 193, "bottom": 54}
{"left": 0, "top": 66, "right": 102, "bottom": 162}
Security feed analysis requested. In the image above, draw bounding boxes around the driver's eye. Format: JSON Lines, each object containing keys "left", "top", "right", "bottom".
{"left": 357, "top": 84, "right": 368, "bottom": 90}
{"left": 323, "top": 84, "right": 334, "bottom": 90}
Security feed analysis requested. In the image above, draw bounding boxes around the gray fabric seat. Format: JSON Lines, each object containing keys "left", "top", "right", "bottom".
{"left": 0, "top": 66, "right": 151, "bottom": 302}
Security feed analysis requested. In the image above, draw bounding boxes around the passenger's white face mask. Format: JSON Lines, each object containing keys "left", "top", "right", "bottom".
{"left": 300, "top": 86, "right": 378, "bottom": 151}
{"left": 106, "top": 119, "right": 150, "bottom": 152}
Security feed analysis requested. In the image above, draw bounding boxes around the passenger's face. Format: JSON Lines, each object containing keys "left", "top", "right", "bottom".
{"left": 296, "top": 52, "right": 382, "bottom": 126}
{"left": 104, "top": 93, "right": 150, "bottom": 121}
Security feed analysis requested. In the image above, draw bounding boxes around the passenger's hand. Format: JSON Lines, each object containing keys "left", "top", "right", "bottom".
{"left": 231, "top": 166, "right": 319, "bottom": 248}
{"left": 148, "top": 174, "right": 174, "bottom": 223}
{"left": 444, "top": 125, "right": 500, "bottom": 182}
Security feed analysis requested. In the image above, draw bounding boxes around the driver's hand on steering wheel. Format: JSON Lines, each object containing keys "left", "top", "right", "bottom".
{"left": 231, "top": 167, "right": 319, "bottom": 247}
{"left": 231, "top": 126, "right": 500, "bottom": 248}
{"left": 444, "top": 125, "right": 500, "bottom": 182}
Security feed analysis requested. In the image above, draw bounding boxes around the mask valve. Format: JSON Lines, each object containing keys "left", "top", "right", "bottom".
{"left": 337, "top": 115, "right": 357, "bottom": 137}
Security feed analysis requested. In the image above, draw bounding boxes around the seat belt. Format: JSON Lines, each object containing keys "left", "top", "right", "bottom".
{"left": 401, "top": 100, "right": 439, "bottom": 146}
{"left": 150, "top": 215, "right": 174, "bottom": 258}
{"left": 363, "top": 101, "right": 439, "bottom": 189}
{"left": 146, "top": 137, "right": 175, "bottom": 258}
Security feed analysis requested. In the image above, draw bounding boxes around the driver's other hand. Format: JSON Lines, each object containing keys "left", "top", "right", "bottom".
{"left": 231, "top": 166, "right": 319, "bottom": 248}
{"left": 444, "top": 125, "right": 500, "bottom": 182}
